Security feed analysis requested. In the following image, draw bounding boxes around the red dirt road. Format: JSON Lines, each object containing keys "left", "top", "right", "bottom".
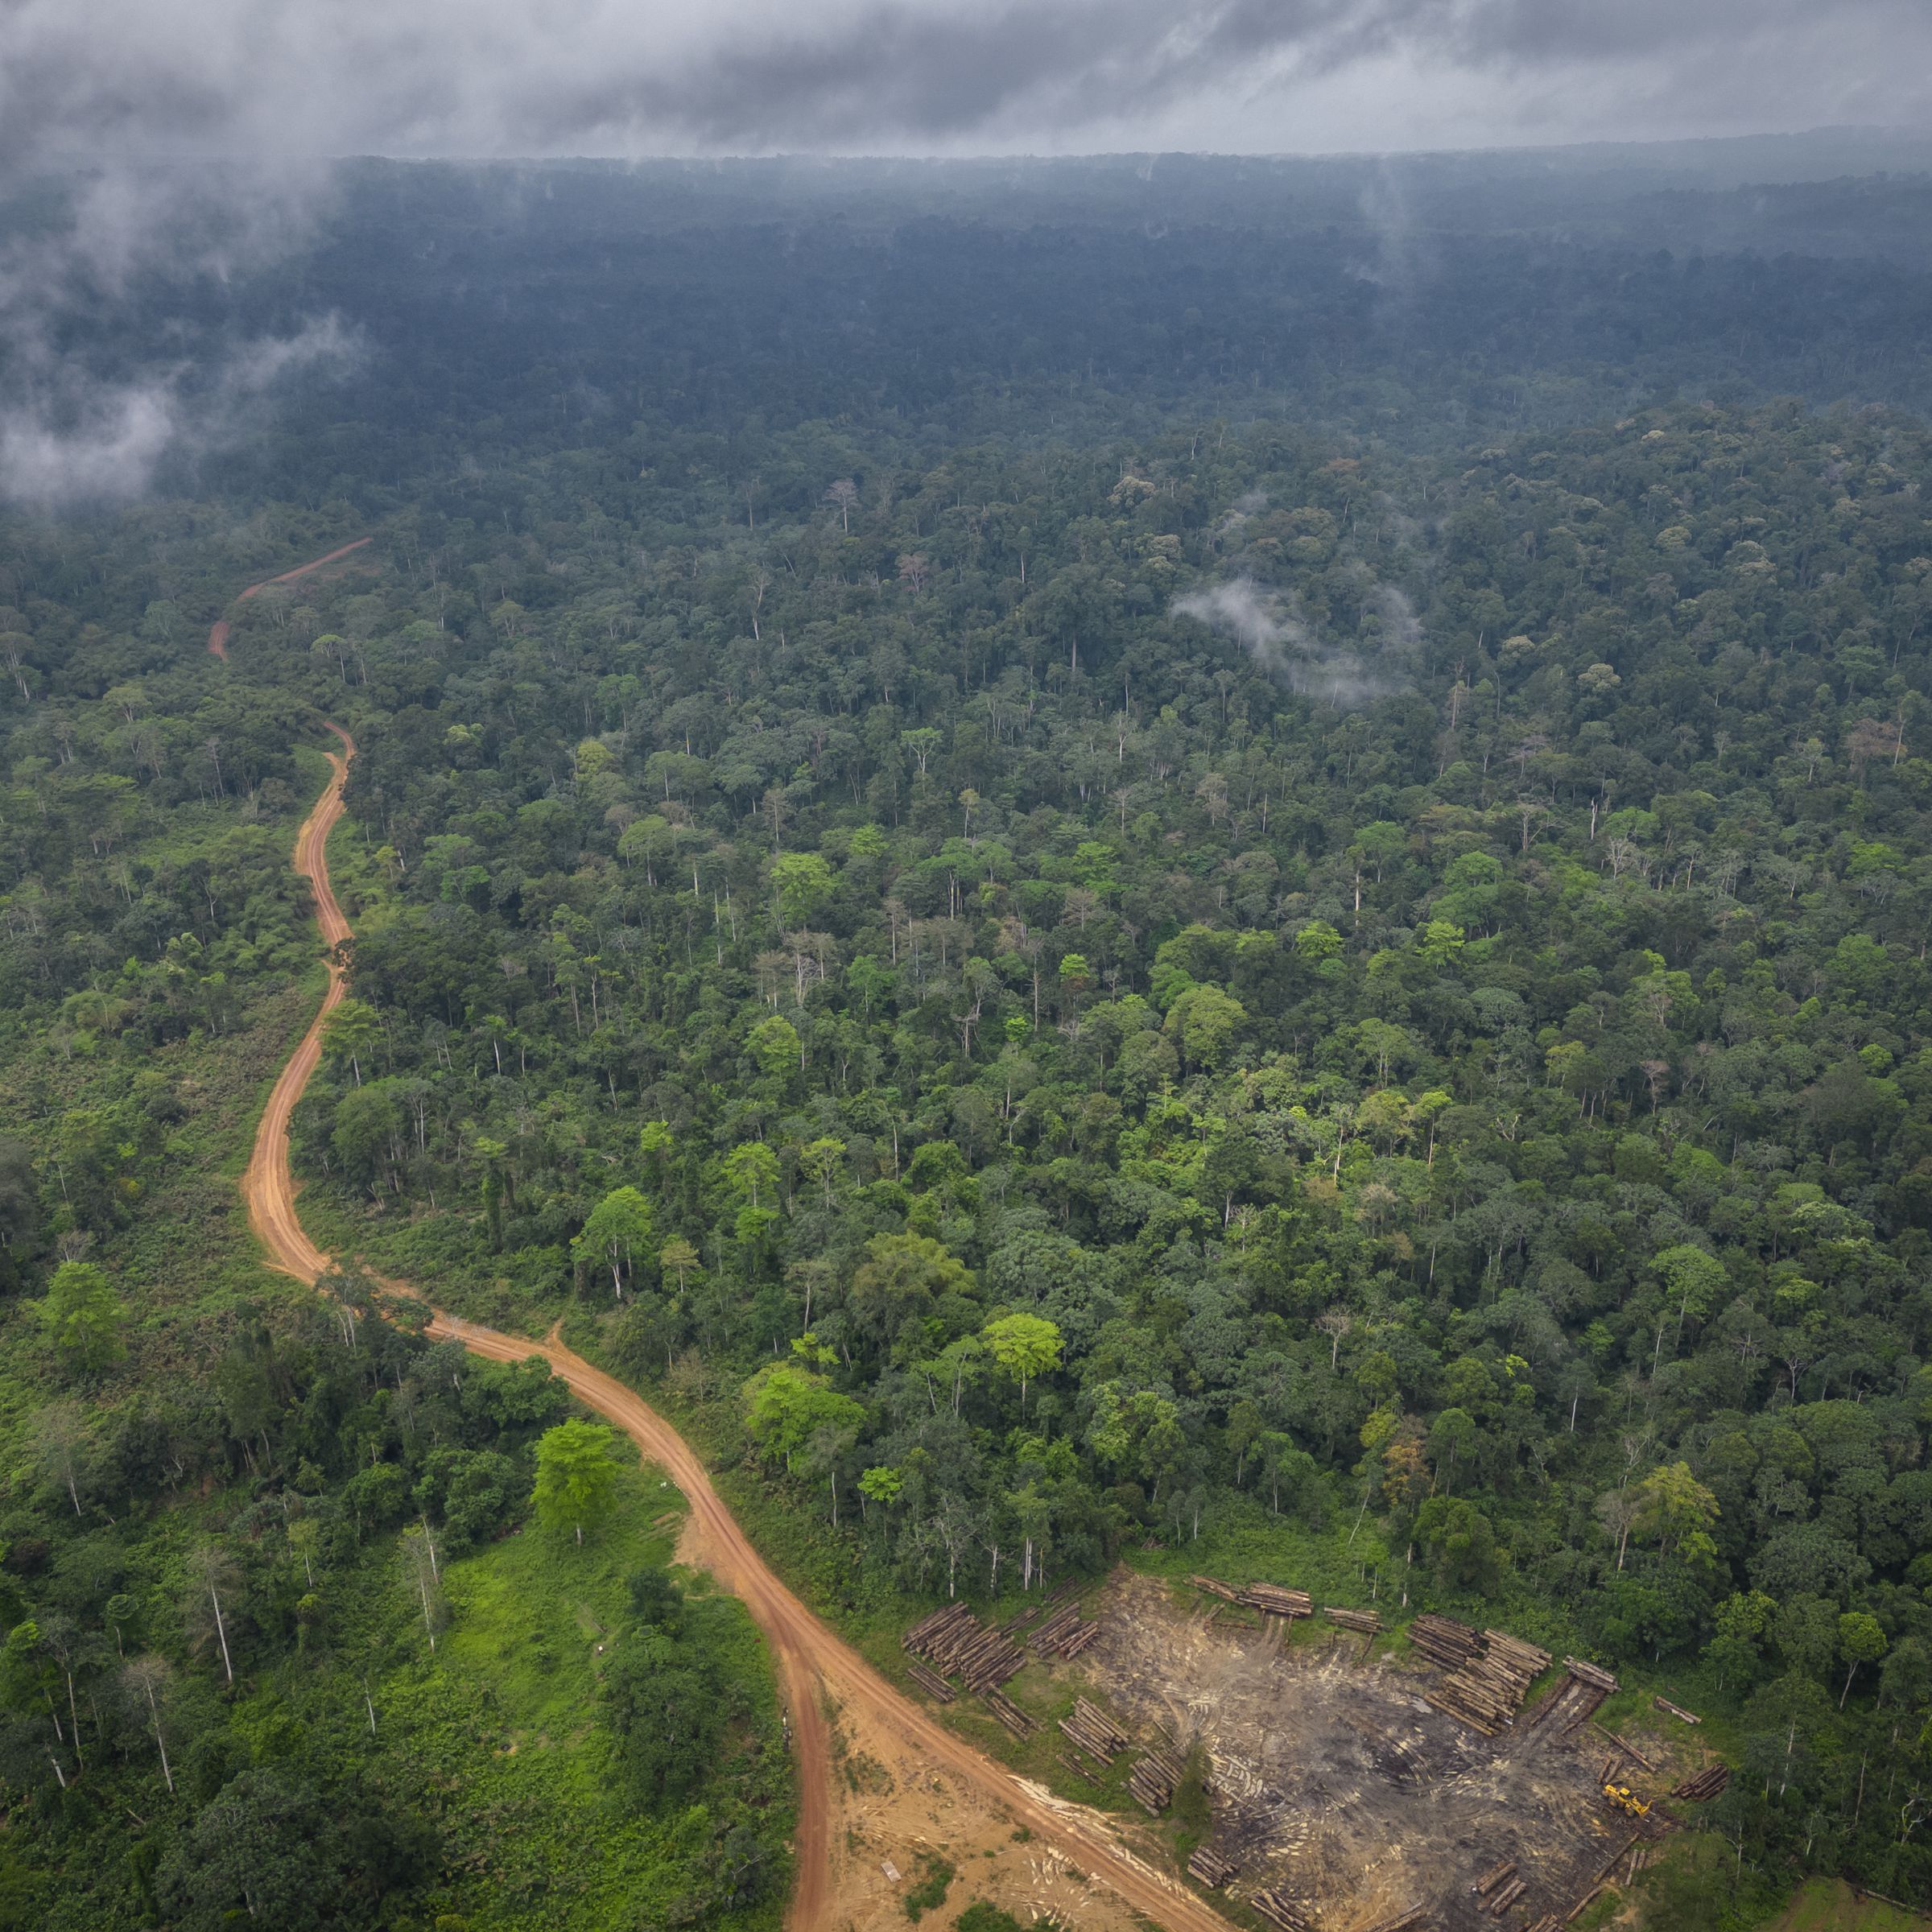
{"left": 242, "top": 738, "right": 1233, "bottom": 1932}
{"left": 207, "top": 536, "right": 374, "bottom": 658}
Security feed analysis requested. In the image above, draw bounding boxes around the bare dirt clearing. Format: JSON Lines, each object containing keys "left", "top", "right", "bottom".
{"left": 1069, "top": 1574, "right": 1673, "bottom": 1932}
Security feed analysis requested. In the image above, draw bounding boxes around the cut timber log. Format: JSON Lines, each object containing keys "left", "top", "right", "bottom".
{"left": 1327, "top": 1604, "right": 1384, "bottom": 1635}
{"left": 1672, "top": 1765, "right": 1730, "bottom": 1802}
{"left": 906, "top": 1659, "right": 956, "bottom": 1702}
{"left": 1188, "top": 1574, "right": 1244, "bottom": 1603}
{"left": 1061, "top": 1621, "right": 1102, "bottom": 1659}
{"left": 1246, "top": 1889, "right": 1315, "bottom": 1932}
{"left": 1490, "top": 1876, "right": 1527, "bottom": 1914}
{"left": 1187, "top": 1846, "right": 1239, "bottom": 1889}
{"left": 1563, "top": 1657, "right": 1620, "bottom": 1693}
{"left": 1410, "top": 1612, "right": 1483, "bottom": 1666}
{"left": 981, "top": 1688, "right": 1035, "bottom": 1738}
{"left": 1056, "top": 1752, "right": 1092, "bottom": 1780}
{"left": 1654, "top": 1695, "right": 1702, "bottom": 1725}
{"left": 1525, "top": 1919, "right": 1563, "bottom": 1932}
{"left": 1360, "top": 1906, "right": 1426, "bottom": 1932}
{"left": 1129, "top": 1745, "right": 1187, "bottom": 1815}
{"left": 1591, "top": 1723, "right": 1657, "bottom": 1773}
{"left": 1058, "top": 1697, "right": 1129, "bottom": 1763}
{"left": 1241, "top": 1582, "right": 1314, "bottom": 1618}
{"left": 1473, "top": 1858, "right": 1517, "bottom": 1895}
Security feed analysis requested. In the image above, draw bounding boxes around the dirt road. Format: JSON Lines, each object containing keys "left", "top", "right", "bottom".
{"left": 207, "top": 536, "right": 374, "bottom": 658}
{"left": 242, "top": 736, "right": 1234, "bottom": 1932}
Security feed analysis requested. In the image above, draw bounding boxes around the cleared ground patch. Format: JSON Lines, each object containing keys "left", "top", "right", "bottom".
{"left": 1066, "top": 1573, "right": 1683, "bottom": 1932}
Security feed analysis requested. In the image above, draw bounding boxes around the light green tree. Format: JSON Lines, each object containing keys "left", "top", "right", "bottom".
{"left": 1838, "top": 1611, "right": 1888, "bottom": 1708}
{"left": 532, "top": 1418, "right": 622, "bottom": 1545}
{"left": 39, "top": 1261, "right": 125, "bottom": 1377}
{"left": 982, "top": 1312, "right": 1063, "bottom": 1412}
{"left": 572, "top": 1186, "right": 654, "bottom": 1300}
{"left": 321, "top": 997, "right": 383, "bottom": 1086}
{"left": 770, "top": 851, "right": 835, "bottom": 930}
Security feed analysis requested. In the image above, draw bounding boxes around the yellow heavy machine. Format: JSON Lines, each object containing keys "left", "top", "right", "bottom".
{"left": 1603, "top": 1781, "right": 1652, "bottom": 1819}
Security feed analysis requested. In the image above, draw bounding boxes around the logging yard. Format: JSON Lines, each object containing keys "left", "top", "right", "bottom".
{"left": 901, "top": 1570, "right": 1732, "bottom": 1932}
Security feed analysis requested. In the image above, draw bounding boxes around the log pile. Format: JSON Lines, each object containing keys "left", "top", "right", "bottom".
{"left": 981, "top": 1688, "right": 1036, "bottom": 1738}
{"left": 904, "top": 1602, "right": 1026, "bottom": 1691}
{"left": 1241, "top": 1582, "right": 1314, "bottom": 1619}
{"left": 1030, "top": 1598, "right": 1100, "bottom": 1659}
{"left": 1526, "top": 1661, "right": 1616, "bottom": 1734}
{"left": 1327, "top": 1604, "right": 1384, "bottom": 1636}
{"left": 1361, "top": 1905, "right": 1426, "bottom": 1932}
{"left": 1409, "top": 1612, "right": 1483, "bottom": 1668}
{"left": 1247, "top": 1889, "right": 1315, "bottom": 1932}
{"left": 1188, "top": 1574, "right": 1244, "bottom": 1603}
{"left": 906, "top": 1659, "right": 955, "bottom": 1702}
{"left": 1129, "top": 1744, "right": 1187, "bottom": 1814}
{"left": 1059, "top": 1697, "right": 1129, "bottom": 1764}
{"left": 1488, "top": 1876, "right": 1528, "bottom": 1915}
{"left": 1524, "top": 1919, "right": 1563, "bottom": 1932}
{"left": 1186, "top": 1846, "right": 1238, "bottom": 1889}
{"left": 1426, "top": 1628, "right": 1551, "bottom": 1735}
{"left": 1563, "top": 1657, "right": 1620, "bottom": 1694}
{"left": 1473, "top": 1858, "right": 1517, "bottom": 1897}
{"left": 1672, "top": 1764, "right": 1730, "bottom": 1802}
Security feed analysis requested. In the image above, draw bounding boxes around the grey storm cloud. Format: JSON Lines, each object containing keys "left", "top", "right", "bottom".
{"left": 2, "top": 0, "right": 1927, "bottom": 506}
{"left": 0, "top": 0, "right": 1927, "bottom": 159}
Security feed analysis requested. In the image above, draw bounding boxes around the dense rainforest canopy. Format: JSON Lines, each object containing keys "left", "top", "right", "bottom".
{"left": 4, "top": 149, "right": 1932, "bottom": 1927}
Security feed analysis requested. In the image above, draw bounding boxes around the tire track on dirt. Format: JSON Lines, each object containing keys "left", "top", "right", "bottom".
{"left": 242, "top": 733, "right": 1235, "bottom": 1932}
{"left": 208, "top": 537, "right": 374, "bottom": 658}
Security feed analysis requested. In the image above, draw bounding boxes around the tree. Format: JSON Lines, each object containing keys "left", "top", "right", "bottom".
{"left": 1838, "top": 1611, "right": 1888, "bottom": 1708}
{"left": 321, "top": 997, "right": 383, "bottom": 1086}
{"left": 572, "top": 1185, "right": 654, "bottom": 1299}
{"left": 849, "top": 1232, "right": 972, "bottom": 1352}
{"left": 1629, "top": 1461, "right": 1720, "bottom": 1565}
{"left": 982, "top": 1312, "right": 1063, "bottom": 1412}
{"left": 533, "top": 1418, "right": 622, "bottom": 1545}
{"left": 742, "top": 1364, "right": 863, "bottom": 1475}
{"left": 770, "top": 851, "right": 835, "bottom": 929}
{"left": 186, "top": 1546, "right": 242, "bottom": 1686}
{"left": 122, "top": 1655, "right": 175, "bottom": 1791}
{"left": 37, "top": 1261, "right": 124, "bottom": 1376}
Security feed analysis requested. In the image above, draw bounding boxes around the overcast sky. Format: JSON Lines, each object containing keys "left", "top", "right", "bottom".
{"left": 2, "top": 0, "right": 1928, "bottom": 163}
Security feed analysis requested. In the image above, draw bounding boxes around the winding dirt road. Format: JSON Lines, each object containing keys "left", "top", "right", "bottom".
{"left": 207, "top": 537, "right": 374, "bottom": 658}
{"left": 242, "top": 737, "right": 1234, "bottom": 1932}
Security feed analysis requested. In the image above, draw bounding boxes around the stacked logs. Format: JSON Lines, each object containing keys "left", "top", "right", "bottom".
{"left": 1673, "top": 1764, "right": 1730, "bottom": 1802}
{"left": 1030, "top": 1598, "right": 1100, "bottom": 1659}
{"left": 1563, "top": 1657, "right": 1620, "bottom": 1695}
{"left": 1059, "top": 1698, "right": 1129, "bottom": 1765}
{"left": 903, "top": 1602, "right": 1026, "bottom": 1691}
{"left": 981, "top": 1687, "right": 1036, "bottom": 1738}
{"left": 906, "top": 1659, "right": 955, "bottom": 1702}
{"left": 1241, "top": 1582, "right": 1315, "bottom": 1620}
{"left": 1525, "top": 1659, "right": 1618, "bottom": 1734}
{"left": 1327, "top": 1605, "right": 1384, "bottom": 1636}
{"left": 1129, "top": 1744, "right": 1188, "bottom": 1814}
{"left": 1426, "top": 1628, "right": 1552, "bottom": 1735}
{"left": 1409, "top": 1612, "right": 1484, "bottom": 1667}
{"left": 1524, "top": 1918, "right": 1563, "bottom": 1932}
{"left": 1247, "top": 1889, "right": 1315, "bottom": 1932}
{"left": 1187, "top": 1846, "right": 1238, "bottom": 1889}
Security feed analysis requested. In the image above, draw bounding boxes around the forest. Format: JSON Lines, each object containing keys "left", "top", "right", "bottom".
{"left": 4, "top": 147, "right": 1932, "bottom": 1928}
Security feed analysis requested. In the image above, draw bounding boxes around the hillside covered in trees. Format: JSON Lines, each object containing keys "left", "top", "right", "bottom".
{"left": 5, "top": 151, "right": 1932, "bottom": 1928}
